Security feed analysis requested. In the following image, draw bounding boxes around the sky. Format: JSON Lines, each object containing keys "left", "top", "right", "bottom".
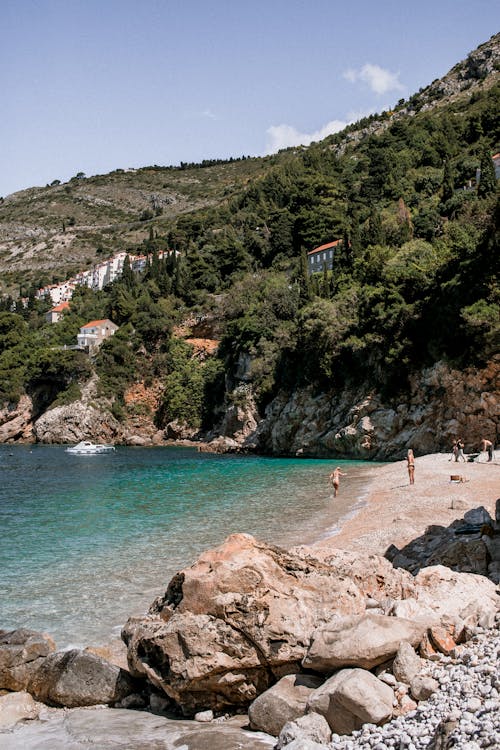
{"left": 1, "top": 0, "right": 499, "bottom": 197}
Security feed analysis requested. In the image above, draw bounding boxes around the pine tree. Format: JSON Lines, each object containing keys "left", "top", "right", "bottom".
{"left": 441, "top": 159, "right": 456, "bottom": 203}
{"left": 478, "top": 145, "right": 497, "bottom": 198}
{"left": 121, "top": 254, "right": 134, "bottom": 290}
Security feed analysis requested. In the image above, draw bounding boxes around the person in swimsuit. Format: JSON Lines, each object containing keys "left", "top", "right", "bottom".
{"left": 329, "top": 467, "right": 347, "bottom": 497}
{"left": 481, "top": 438, "right": 494, "bottom": 462}
{"left": 407, "top": 449, "right": 415, "bottom": 485}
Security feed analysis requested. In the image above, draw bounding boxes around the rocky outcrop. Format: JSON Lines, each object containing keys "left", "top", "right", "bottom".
{"left": 0, "top": 396, "right": 34, "bottom": 443}
{"left": 251, "top": 356, "right": 499, "bottom": 459}
{"left": 122, "top": 533, "right": 369, "bottom": 712}
{"left": 122, "top": 533, "right": 500, "bottom": 717}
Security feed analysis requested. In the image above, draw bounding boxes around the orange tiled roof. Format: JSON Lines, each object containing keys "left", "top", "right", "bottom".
{"left": 307, "top": 239, "right": 342, "bottom": 255}
{"left": 50, "top": 301, "right": 70, "bottom": 313}
{"left": 81, "top": 319, "right": 110, "bottom": 329}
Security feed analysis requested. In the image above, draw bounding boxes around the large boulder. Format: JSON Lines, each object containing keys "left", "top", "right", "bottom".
{"left": 307, "top": 668, "right": 394, "bottom": 734}
{"left": 302, "top": 614, "right": 426, "bottom": 672}
{"left": 0, "top": 629, "right": 55, "bottom": 691}
{"left": 412, "top": 566, "right": 499, "bottom": 627}
{"left": 123, "top": 533, "right": 365, "bottom": 713}
{"left": 248, "top": 673, "right": 323, "bottom": 736}
{"left": 27, "top": 649, "right": 136, "bottom": 707}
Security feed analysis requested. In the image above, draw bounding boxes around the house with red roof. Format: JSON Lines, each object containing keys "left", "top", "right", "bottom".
{"left": 77, "top": 319, "right": 119, "bottom": 352}
{"left": 307, "top": 239, "right": 342, "bottom": 274}
{"left": 45, "top": 300, "right": 70, "bottom": 324}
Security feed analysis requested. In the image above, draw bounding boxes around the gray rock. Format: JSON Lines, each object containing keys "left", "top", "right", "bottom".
{"left": 393, "top": 642, "right": 423, "bottom": 685}
{"left": 27, "top": 649, "right": 136, "bottom": 707}
{"left": 194, "top": 709, "right": 214, "bottom": 722}
{"left": 276, "top": 712, "right": 331, "bottom": 749}
{"left": 303, "top": 614, "right": 426, "bottom": 672}
{"left": 410, "top": 675, "right": 440, "bottom": 701}
{"left": 307, "top": 668, "right": 394, "bottom": 734}
{"left": 248, "top": 673, "right": 322, "bottom": 736}
{"left": 0, "top": 628, "right": 55, "bottom": 691}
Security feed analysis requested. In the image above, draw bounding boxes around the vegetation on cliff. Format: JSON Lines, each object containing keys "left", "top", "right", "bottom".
{"left": 0, "top": 36, "right": 499, "bottom": 435}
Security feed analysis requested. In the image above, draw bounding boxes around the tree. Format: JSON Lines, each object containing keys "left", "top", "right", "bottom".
{"left": 478, "top": 145, "right": 496, "bottom": 198}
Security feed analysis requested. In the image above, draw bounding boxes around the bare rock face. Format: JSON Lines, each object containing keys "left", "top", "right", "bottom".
{"left": 27, "top": 649, "right": 136, "bottom": 708}
{"left": 0, "top": 629, "right": 55, "bottom": 692}
{"left": 123, "top": 533, "right": 366, "bottom": 713}
{"left": 307, "top": 668, "right": 394, "bottom": 734}
{"left": 0, "top": 395, "right": 34, "bottom": 443}
{"left": 248, "top": 673, "right": 323, "bottom": 737}
{"left": 253, "top": 356, "right": 499, "bottom": 459}
{"left": 302, "top": 614, "right": 426, "bottom": 672}
{"left": 34, "top": 400, "right": 122, "bottom": 444}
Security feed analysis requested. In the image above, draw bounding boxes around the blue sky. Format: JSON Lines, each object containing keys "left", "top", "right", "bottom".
{"left": 1, "top": 0, "right": 498, "bottom": 196}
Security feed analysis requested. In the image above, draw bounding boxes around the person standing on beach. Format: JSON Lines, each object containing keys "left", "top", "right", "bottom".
{"left": 481, "top": 438, "right": 494, "bottom": 462}
{"left": 456, "top": 438, "right": 466, "bottom": 462}
{"left": 449, "top": 440, "right": 459, "bottom": 462}
{"left": 329, "top": 467, "right": 347, "bottom": 497}
{"left": 407, "top": 449, "right": 415, "bottom": 485}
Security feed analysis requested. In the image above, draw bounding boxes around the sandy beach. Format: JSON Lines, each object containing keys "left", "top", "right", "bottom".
{"left": 313, "top": 452, "right": 499, "bottom": 558}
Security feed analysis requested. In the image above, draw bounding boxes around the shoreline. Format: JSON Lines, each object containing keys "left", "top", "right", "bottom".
{"left": 310, "top": 452, "right": 499, "bottom": 558}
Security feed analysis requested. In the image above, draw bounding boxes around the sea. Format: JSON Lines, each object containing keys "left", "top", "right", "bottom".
{"left": 0, "top": 444, "right": 374, "bottom": 649}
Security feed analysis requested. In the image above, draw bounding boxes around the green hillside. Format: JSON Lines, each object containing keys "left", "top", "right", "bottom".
{"left": 0, "top": 34, "right": 499, "bottom": 435}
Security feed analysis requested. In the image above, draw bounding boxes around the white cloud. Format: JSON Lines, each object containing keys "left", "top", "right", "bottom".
{"left": 265, "top": 108, "right": 377, "bottom": 154}
{"left": 266, "top": 119, "right": 349, "bottom": 153}
{"left": 343, "top": 63, "right": 404, "bottom": 95}
{"left": 200, "top": 109, "right": 217, "bottom": 120}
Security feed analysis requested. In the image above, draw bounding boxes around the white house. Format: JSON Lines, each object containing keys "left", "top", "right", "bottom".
{"left": 77, "top": 319, "right": 119, "bottom": 352}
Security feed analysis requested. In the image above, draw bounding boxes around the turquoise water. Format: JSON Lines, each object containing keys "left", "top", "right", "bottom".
{"left": 0, "top": 445, "right": 371, "bottom": 647}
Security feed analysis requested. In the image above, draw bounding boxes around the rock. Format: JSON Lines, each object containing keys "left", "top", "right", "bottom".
{"left": 33, "top": 376, "right": 123, "bottom": 444}
{"left": 419, "top": 632, "right": 440, "bottom": 660}
{"left": 307, "top": 668, "right": 394, "bottom": 734}
{"left": 276, "top": 712, "right": 332, "bottom": 749}
{"left": 253, "top": 358, "right": 499, "bottom": 460}
{"left": 302, "top": 614, "right": 426, "bottom": 672}
{"left": 410, "top": 675, "right": 440, "bottom": 701}
{"left": 194, "top": 709, "right": 214, "bottom": 722}
{"left": 248, "top": 673, "right": 322, "bottom": 736}
{"left": 413, "top": 566, "right": 499, "bottom": 628}
{"left": 278, "top": 740, "right": 327, "bottom": 750}
{"left": 392, "top": 642, "right": 423, "bottom": 685}
{"left": 27, "top": 649, "right": 136, "bottom": 707}
{"left": 429, "top": 626, "right": 457, "bottom": 655}
{"left": 427, "top": 538, "right": 490, "bottom": 576}
{"left": 123, "top": 533, "right": 365, "bottom": 713}
{"left": 0, "top": 691, "right": 42, "bottom": 728}
{"left": 0, "top": 629, "right": 55, "bottom": 691}
{"left": 0, "top": 395, "right": 34, "bottom": 443}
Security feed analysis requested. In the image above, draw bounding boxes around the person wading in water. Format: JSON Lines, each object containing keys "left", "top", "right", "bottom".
{"left": 329, "top": 467, "right": 347, "bottom": 497}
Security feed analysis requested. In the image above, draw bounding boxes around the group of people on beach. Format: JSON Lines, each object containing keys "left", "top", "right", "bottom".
{"left": 449, "top": 437, "right": 495, "bottom": 463}
{"left": 329, "top": 437, "right": 495, "bottom": 496}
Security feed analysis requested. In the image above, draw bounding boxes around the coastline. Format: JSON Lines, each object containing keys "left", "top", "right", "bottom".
{"left": 310, "top": 452, "right": 499, "bottom": 558}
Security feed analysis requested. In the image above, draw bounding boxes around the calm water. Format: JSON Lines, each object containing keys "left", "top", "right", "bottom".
{"left": 0, "top": 445, "right": 372, "bottom": 647}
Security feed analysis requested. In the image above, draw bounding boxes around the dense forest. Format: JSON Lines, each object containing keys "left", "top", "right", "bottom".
{"left": 0, "top": 66, "right": 499, "bottom": 436}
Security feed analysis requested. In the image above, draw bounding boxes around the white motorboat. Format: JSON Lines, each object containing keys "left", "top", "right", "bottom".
{"left": 65, "top": 441, "right": 115, "bottom": 455}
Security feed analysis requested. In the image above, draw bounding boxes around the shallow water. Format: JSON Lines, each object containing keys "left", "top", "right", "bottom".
{"left": 0, "top": 445, "right": 374, "bottom": 647}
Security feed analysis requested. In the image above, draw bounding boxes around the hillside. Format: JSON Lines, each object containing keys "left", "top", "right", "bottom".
{"left": 0, "top": 33, "right": 499, "bottom": 456}
{"left": 1, "top": 33, "right": 499, "bottom": 296}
